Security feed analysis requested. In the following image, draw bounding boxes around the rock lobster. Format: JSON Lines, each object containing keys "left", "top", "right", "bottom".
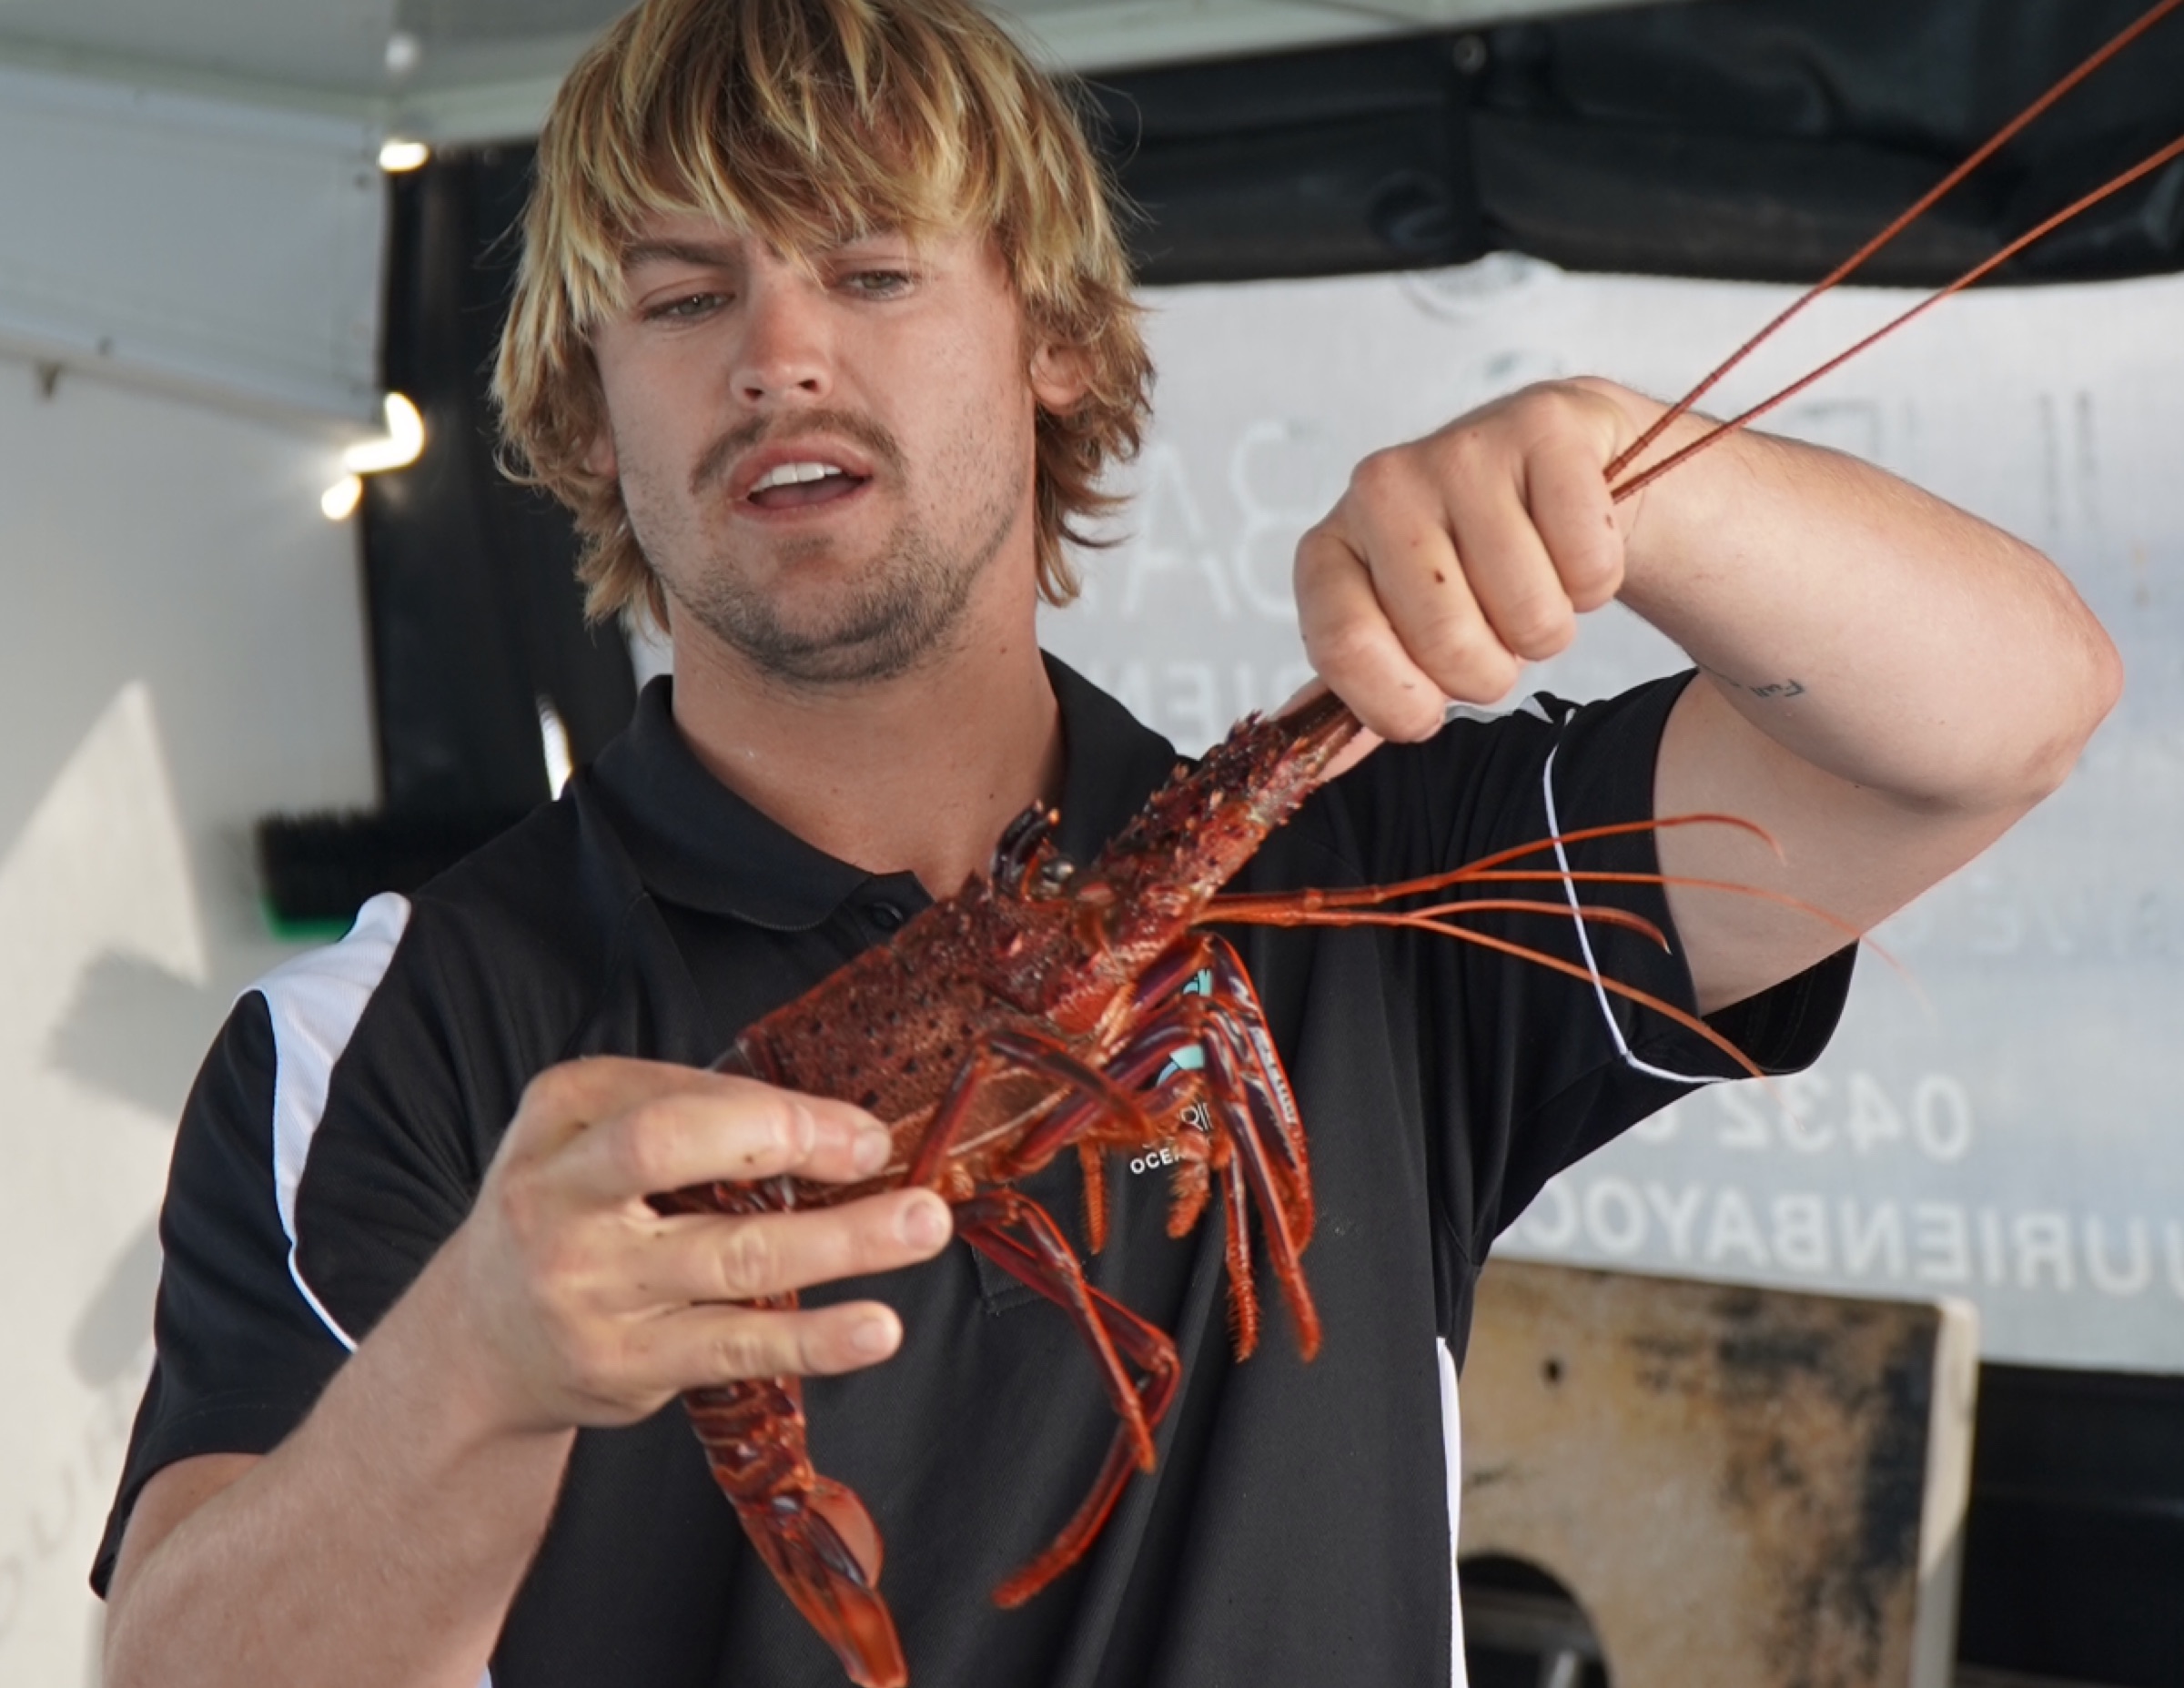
{"left": 652, "top": 687, "right": 1757, "bottom": 1687}
{"left": 649, "top": 0, "right": 2184, "bottom": 1676}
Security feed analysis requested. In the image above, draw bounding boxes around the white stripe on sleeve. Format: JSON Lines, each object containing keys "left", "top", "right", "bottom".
{"left": 1541, "top": 734, "right": 1728, "bottom": 1089}
{"left": 253, "top": 891, "right": 412, "bottom": 1354}
{"left": 252, "top": 895, "right": 492, "bottom": 1688}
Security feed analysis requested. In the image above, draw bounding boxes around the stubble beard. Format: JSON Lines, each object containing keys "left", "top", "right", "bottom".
{"left": 672, "top": 493, "right": 1016, "bottom": 688}
{"left": 642, "top": 407, "right": 1025, "bottom": 689}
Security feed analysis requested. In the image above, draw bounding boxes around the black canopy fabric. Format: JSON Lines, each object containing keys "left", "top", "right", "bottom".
{"left": 257, "top": 148, "right": 639, "bottom": 931}
{"left": 1091, "top": 0, "right": 2184, "bottom": 288}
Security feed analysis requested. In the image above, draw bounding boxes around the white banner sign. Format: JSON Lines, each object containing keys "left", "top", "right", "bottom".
{"left": 1040, "top": 255, "right": 2184, "bottom": 1374}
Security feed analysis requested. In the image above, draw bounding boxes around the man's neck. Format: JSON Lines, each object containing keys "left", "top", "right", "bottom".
{"left": 666, "top": 613, "right": 1063, "bottom": 899}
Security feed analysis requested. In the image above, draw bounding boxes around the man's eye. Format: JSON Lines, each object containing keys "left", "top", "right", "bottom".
{"left": 844, "top": 269, "right": 912, "bottom": 298}
{"left": 644, "top": 291, "right": 726, "bottom": 321}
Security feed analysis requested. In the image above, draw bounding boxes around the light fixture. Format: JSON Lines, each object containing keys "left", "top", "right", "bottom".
{"left": 379, "top": 137, "right": 431, "bottom": 174}
{"left": 320, "top": 475, "right": 364, "bottom": 522}
{"left": 321, "top": 392, "right": 426, "bottom": 521}
{"left": 343, "top": 392, "right": 426, "bottom": 475}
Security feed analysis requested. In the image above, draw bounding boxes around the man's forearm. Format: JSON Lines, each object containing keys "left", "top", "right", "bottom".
{"left": 1612, "top": 388, "right": 2119, "bottom": 812}
{"left": 104, "top": 1244, "right": 573, "bottom": 1688}
{"left": 1290, "top": 374, "right": 2118, "bottom": 1010}
{"left": 1599, "top": 382, "right": 2119, "bottom": 1008}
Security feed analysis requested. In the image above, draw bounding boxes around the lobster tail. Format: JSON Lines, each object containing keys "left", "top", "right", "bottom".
{"left": 733, "top": 1481, "right": 906, "bottom": 1688}
{"left": 682, "top": 1375, "right": 909, "bottom": 1687}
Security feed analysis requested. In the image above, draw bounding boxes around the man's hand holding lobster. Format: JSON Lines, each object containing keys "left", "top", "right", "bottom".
{"left": 1297, "top": 371, "right": 2118, "bottom": 1018}
{"left": 441, "top": 1058, "right": 956, "bottom": 1433}
{"left": 1295, "top": 377, "right": 1656, "bottom": 744}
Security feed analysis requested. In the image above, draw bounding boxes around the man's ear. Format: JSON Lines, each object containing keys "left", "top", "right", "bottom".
{"left": 1029, "top": 340, "right": 1091, "bottom": 415}
{"left": 583, "top": 424, "right": 617, "bottom": 480}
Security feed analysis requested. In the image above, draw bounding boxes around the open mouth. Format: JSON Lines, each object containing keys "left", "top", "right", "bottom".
{"left": 746, "top": 460, "right": 871, "bottom": 511}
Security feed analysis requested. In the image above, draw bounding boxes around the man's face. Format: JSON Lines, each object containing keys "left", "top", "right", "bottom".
{"left": 589, "top": 213, "right": 1076, "bottom": 687}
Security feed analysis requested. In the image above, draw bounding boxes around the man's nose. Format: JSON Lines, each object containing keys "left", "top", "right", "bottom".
{"left": 732, "top": 276, "right": 831, "bottom": 404}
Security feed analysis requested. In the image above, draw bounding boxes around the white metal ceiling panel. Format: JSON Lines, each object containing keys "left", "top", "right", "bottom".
{"left": 0, "top": 59, "right": 385, "bottom": 419}
{"left": 0, "top": 0, "right": 393, "bottom": 94}
{"left": 0, "top": 0, "right": 1686, "bottom": 411}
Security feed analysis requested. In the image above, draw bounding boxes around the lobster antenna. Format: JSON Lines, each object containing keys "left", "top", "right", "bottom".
{"left": 1602, "top": 0, "right": 2184, "bottom": 487}
{"left": 1610, "top": 129, "right": 2184, "bottom": 502}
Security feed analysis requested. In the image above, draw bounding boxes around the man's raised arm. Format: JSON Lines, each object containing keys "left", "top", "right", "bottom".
{"left": 1294, "top": 377, "right": 2121, "bottom": 1011}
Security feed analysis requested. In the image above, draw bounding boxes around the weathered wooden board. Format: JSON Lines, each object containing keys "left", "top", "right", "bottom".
{"left": 1460, "top": 1260, "right": 1979, "bottom": 1688}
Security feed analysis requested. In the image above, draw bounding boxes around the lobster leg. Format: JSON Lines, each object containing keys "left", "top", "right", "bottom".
{"left": 1099, "top": 935, "right": 1314, "bottom": 1249}
{"left": 1011, "top": 1016, "right": 1201, "bottom": 1164}
{"left": 1215, "top": 1116, "right": 1259, "bottom": 1359}
{"left": 1077, "top": 1140, "right": 1110, "bottom": 1255}
{"left": 1045, "top": 933, "right": 1311, "bottom": 1246}
{"left": 992, "top": 1010, "right": 1214, "bottom": 1255}
{"left": 1018, "top": 937, "right": 1322, "bottom": 1363}
{"left": 1197, "top": 936, "right": 1313, "bottom": 1245}
{"left": 1178, "top": 1016, "right": 1323, "bottom": 1362}
{"left": 957, "top": 1208, "right": 1183, "bottom": 1610}
{"left": 956, "top": 1189, "right": 1160, "bottom": 1472}
{"left": 906, "top": 1026, "right": 1162, "bottom": 1192}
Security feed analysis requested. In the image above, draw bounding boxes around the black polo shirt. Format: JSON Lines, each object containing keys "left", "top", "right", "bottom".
{"left": 96, "top": 660, "right": 1850, "bottom": 1687}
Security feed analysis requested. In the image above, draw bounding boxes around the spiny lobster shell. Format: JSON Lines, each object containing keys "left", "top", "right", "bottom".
{"left": 723, "top": 689, "right": 1360, "bottom": 1183}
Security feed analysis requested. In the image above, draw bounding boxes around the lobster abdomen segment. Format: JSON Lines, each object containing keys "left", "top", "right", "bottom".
{"left": 685, "top": 1375, "right": 906, "bottom": 1688}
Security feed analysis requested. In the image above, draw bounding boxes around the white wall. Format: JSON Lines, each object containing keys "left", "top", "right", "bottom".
{"left": 0, "top": 57, "right": 384, "bottom": 422}
{"left": 0, "top": 353, "right": 376, "bottom": 1685}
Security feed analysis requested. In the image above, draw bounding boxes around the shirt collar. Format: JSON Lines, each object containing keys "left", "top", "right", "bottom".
{"left": 582, "top": 654, "right": 1178, "bottom": 931}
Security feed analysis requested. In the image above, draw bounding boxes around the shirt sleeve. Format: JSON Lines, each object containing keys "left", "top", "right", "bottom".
{"left": 90, "top": 991, "right": 348, "bottom": 1594}
{"left": 91, "top": 894, "right": 486, "bottom": 1596}
{"left": 1320, "top": 671, "right": 1855, "bottom": 1348}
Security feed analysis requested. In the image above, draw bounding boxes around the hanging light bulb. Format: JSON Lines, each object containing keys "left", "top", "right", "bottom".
{"left": 379, "top": 138, "right": 431, "bottom": 173}
{"left": 344, "top": 393, "right": 426, "bottom": 474}
{"left": 320, "top": 393, "right": 425, "bottom": 521}
{"left": 320, "top": 474, "right": 364, "bottom": 522}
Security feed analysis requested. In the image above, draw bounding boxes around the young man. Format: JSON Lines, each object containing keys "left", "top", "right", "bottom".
{"left": 96, "top": 1, "right": 2118, "bottom": 1684}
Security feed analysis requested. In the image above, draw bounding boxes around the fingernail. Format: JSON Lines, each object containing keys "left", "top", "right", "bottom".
{"left": 899, "top": 1193, "right": 950, "bottom": 1248}
{"left": 849, "top": 1314, "right": 896, "bottom": 1359}
{"left": 852, "top": 1126, "right": 892, "bottom": 1175}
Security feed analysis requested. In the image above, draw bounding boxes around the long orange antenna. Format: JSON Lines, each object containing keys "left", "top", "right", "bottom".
{"left": 1603, "top": 0, "right": 2184, "bottom": 487}
{"left": 1612, "top": 130, "right": 2184, "bottom": 501}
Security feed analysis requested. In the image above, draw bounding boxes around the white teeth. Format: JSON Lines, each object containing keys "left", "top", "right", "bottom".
{"left": 752, "top": 460, "right": 848, "bottom": 493}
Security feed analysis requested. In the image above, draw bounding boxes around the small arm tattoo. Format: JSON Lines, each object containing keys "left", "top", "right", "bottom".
{"left": 1705, "top": 668, "right": 1807, "bottom": 701}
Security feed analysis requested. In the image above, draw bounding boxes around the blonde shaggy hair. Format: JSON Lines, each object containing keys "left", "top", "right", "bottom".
{"left": 493, "top": 0, "right": 1151, "bottom": 630}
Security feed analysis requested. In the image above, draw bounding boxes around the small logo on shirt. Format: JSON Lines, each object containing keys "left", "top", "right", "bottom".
{"left": 1132, "top": 968, "right": 1214, "bottom": 1175}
